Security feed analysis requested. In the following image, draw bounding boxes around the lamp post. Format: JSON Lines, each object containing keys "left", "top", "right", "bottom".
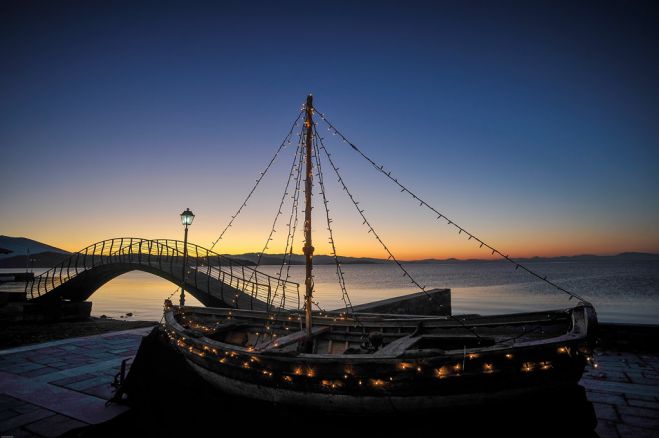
{"left": 180, "top": 208, "right": 195, "bottom": 306}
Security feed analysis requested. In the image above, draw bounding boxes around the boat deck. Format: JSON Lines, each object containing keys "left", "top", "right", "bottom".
{"left": 0, "top": 329, "right": 657, "bottom": 437}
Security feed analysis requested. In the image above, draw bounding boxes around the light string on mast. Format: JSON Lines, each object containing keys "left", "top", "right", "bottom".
{"left": 314, "top": 130, "right": 429, "bottom": 295}
{"left": 269, "top": 128, "right": 305, "bottom": 310}
{"left": 303, "top": 129, "right": 327, "bottom": 316}
{"left": 248, "top": 134, "right": 303, "bottom": 278}
{"left": 245, "top": 140, "right": 301, "bottom": 319}
{"left": 314, "top": 108, "right": 586, "bottom": 303}
{"left": 316, "top": 127, "right": 482, "bottom": 340}
{"left": 209, "top": 109, "right": 304, "bottom": 252}
{"left": 257, "top": 125, "right": 307, "bottom": 341}
{"left": 311, "top": 127, "right": 362, "bottom": 324}
{"left": 280, "top": 143, "right": 305, "bottom": 312}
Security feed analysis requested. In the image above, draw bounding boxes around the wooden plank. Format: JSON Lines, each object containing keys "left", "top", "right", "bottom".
{"left": 372, "top": 335, "right": 419, "bottom": 357}
{"left": 257, "top": 326, "right": 329, "bottom": 352}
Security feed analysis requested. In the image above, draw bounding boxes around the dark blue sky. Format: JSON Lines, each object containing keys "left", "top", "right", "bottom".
{"left": 1, "top": 1, "right": 658, "bottom": 257}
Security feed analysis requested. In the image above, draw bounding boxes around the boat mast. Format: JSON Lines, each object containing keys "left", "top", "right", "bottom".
{"left": 303, "top": 94, "right": 315, "bottom": 337}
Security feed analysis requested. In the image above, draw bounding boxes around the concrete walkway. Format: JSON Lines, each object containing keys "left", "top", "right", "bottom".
{"left": 0, "top": 327, "right": 152, "bottom": 437}
{"left": 1, "top": 328, "right": 657, "bottom": 437}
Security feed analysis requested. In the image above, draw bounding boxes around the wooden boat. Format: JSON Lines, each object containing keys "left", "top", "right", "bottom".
{"left": 163, "top": 303, "right": 596, "bottom": 413}
{"left": 161, "top": 95, "right": 598, "bottom": 413}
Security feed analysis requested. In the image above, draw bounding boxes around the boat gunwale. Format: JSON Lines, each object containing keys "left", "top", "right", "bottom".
{"left": 172, "top": 303, "right": 586, "bottom": 329}
{"left": 163, "top": 303, "right": 596, "bottom": 363}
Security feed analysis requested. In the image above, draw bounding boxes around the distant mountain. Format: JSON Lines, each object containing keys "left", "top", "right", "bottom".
{"left": 1, "top": 235, "right": 656, "bottom": 268}
{"left": 226, "top": 253, "right": 382, "bottom": 266}
{"left": 0, "top": 236, "right": 69, "bottom": 260}
{"left": 0, "top": 251, "right": 70, "bottom": 269}
{"left": 231, "top": 251, "right": 659, "bottom": 265}
{"left": 407, "top": 252, "right": 659, "bottom": 264}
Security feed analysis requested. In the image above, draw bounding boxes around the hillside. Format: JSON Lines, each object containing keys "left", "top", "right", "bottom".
{"left": 0, "top": 251, "right": 70, "bottom": 269}
{"left": 0, "top": 236, "right": 68, "bottom": 259}
{"left": 227, "top": 253, "right": 381, "bottom": 265}
{"left": 0, "top": 235, "right": 656, "bottom": 268}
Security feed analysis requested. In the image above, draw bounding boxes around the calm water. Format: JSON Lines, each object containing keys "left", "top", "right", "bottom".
{"left": 5, "top": 260, "right": 658, "bottom": 324}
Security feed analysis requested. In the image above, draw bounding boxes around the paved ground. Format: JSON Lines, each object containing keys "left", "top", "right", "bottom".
{"left": 582, "top": 350, "right": 659, "bottom": 437}
{"left": 0, "top": 327, "right": 151, "bottom": 437}
{"left": 0, "top": 329, "right": 657, "bottom": 437}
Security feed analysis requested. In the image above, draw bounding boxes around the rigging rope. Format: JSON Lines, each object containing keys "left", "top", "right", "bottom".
{"left": 312, "top": 128, "right": 363, "bottom": 324}
{"left": 314, "top": 109, "right": 586, "bottom": 303}
{"left": 314, "top": 129, "right": 429, "bottom": 294}
{"left": 258, "top": 122, "right": 321, "bottom": 344}
{"left": 262, "top": 122, "right": 306, "bottom": 338}
{"left": 253, "top": 125, "right": 309, "bottom": 343}
{"left": 209, "top": 109, "right": 304, "bottom": 252}
{"left": 315, "top": 126, "right": 481, "bottom": 340}
{"left": 249, "top": 132, "right": 303, "bottom": 275}
{"left": 269, "top": 129, "right": 305, "bottom": 310}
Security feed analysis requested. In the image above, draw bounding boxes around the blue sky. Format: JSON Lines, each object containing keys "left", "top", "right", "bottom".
{"left": 1, "top": 0, "right": 657, "bottom": 258}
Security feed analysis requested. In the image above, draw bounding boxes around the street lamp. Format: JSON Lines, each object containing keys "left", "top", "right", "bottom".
{"left": 179, "top": 208, "right": 195, "bottom": 306}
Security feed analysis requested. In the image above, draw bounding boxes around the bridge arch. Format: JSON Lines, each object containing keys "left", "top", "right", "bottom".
{"left": 26, "top": 238, "right": 300, "bottom": 312}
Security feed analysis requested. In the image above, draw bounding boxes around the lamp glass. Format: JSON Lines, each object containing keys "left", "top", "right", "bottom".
{"left": 180, "top": 208, "right": 195, "bottom": 226}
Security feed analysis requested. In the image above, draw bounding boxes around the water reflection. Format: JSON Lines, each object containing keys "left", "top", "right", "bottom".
{"left": 3, "top": 259, "right": 657, "bottom": 324}
{"left": 92, "top": 271, "right": 203, "bottom": 320}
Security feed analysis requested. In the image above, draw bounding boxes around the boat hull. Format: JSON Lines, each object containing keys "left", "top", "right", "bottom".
{"left": 164, "top": 303, "right": 597, "bottom": 414}
{"left": 186, "top": 357, "right": 584, "bottom": 414}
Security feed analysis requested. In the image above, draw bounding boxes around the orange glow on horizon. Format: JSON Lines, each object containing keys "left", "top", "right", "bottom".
{"left": 34, "top": 231, "right": 658, "bottom": 261}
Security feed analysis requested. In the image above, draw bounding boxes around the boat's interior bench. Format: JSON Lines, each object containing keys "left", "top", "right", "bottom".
{"left": 373, "top": 334, "right": 495, "bottom": 357}
{"left": 256, "top": 326, "right": 330, "bottom": 353}
{"left": 372, "top": 334, "right": 419, "bottom": 357}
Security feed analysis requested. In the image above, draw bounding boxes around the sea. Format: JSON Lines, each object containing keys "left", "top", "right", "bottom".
{"left": 4, "top": 259, "right": 657, "bottom": 324}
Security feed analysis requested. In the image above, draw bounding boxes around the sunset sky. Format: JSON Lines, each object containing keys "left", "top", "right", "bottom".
{"left": 1, "top": 1, "right": 658, "bottom": 260}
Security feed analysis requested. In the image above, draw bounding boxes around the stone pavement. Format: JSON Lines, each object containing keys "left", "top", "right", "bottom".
{"left": 582, "top": 350, "right": 659, "bottom": 437}
{"left": 0, "top": 327, "right": 152, "bottom": 437}
{"left": 0, "top": 327, "right": 657, "bottom": 437}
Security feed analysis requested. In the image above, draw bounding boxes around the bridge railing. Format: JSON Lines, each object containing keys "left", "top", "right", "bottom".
{"left": 25, "top": 238, "right": 300, "bottom": 311}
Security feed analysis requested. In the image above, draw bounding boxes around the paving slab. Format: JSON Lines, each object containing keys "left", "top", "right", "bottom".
{"left": 582, "top": 349, "right": 659, "bottom": 437}
{"left": 0, "top": 327, "right": 152, "bottom": 436}
{"left": 23, "top": 413, "right": 87, "bottom": 438}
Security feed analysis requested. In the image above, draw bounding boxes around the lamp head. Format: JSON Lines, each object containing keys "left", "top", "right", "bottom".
{"left": 180, "top": 208, "right": 195, "bottom": 226}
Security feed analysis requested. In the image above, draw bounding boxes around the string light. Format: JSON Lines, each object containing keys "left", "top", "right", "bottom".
{"left": 263, "top": 126, "right": 307, "bottom": 330}
{"left": 164, "top": 279, "right": 590, "bottom": 397}
{"left": 248, "top": 138, "right": 303, "bottom": 283}
{"left": 315, "top": 127, "right": 482, "bottom": 340}
{"left": 210, "top": 110, "right": 304, "bottom": 252}
{"left": 314, "top": 107, "right": 586, "bottom": 303}
{"left": 311, "top": 129, "right": 362, "bottom": 327}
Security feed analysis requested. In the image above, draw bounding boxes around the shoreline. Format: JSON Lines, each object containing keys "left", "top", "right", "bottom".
{"left": 0, "top": 317, "right": 157, "bottom": 350}
{"left": 2, "top": 318, "right": 657, "bottom": 353}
